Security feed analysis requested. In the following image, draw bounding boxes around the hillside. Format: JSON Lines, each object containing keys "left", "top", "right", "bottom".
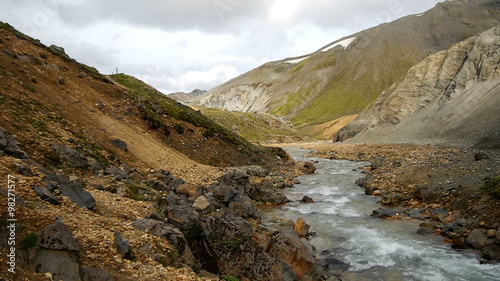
{"left": 0, "top": 22, "right": 302, "bottom": 281}
{"left": 196, "top": 107, "right": 299, "bottom": 143}
{"left": 336, "top": 24, "right": 500, "bottom": 149}
{"left": 191, "top": 0, "right": 500, "bottom": 127}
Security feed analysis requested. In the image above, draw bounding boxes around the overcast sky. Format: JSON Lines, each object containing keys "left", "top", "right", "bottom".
{"left": 1, "top": 0, "right": 442, "bottom": 93}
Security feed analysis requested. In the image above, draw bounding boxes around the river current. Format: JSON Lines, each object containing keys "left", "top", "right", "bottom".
{"left": 263, "top": 147, "right": 500, "bottom": 281}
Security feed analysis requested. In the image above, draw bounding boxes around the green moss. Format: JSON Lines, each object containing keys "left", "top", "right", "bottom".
{"left": 124, "top": 181, "right": 153, "bottom": 201}
{"left": 20, "top": 233, "right": 38, "bottom": 249}
{"left": 22, "top": 84, "right": 37, "bottom": 93}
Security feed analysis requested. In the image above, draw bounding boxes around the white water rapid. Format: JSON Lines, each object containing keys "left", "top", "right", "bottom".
{"left": 263, "top": 147, "right": 500, "bottom": 281}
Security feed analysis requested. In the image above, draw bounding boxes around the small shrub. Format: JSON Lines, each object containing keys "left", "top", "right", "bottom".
{"left": 224, "top": 275, "right": 239, "bottom": 281}
{"left": 39, "top": 52, "right": 47, "bottom": 59}
{"left": 20, "top": 233, "right": 38, "bottom": 249}
{"left": 173, "top": 123, "right": 185, "bottom": 134}
{"left": 22, "top": 84, "right": 37, "bottom": 93}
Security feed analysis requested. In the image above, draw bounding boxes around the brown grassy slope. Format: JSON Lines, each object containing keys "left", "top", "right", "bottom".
{"left": 0, "top": 23, "right": 284, "bottom": 183}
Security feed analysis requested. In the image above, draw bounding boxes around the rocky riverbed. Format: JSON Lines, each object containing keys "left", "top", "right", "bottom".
{"left": 297, "top": 142, "right": 500, "bottom": 263}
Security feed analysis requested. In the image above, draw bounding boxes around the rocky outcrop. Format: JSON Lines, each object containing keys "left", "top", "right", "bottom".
{"left": 268, "top": 227, "right": 315, "bottom": 279}
{"left": 133, "top": 218, "right": 195, "bottom": 267}
{"left": 200, "top": 215, "right": 284, "bottom": 281}
{"left": 30, "top": 220, "right": 82, "bottom": 281}
{"left": 336, "top": 25, "right": 500, "bottom": 148}
{"left": 0, "top": 127, "right": 28, "bottom": 158}
{"left": 114, "top": 233, "right": 134, "bottom": 260}
{"left": 248, "top": 180, "right": 288, "bottom": 205}
{"left": 50, "top": 143, "right": 88, "bottom": 168}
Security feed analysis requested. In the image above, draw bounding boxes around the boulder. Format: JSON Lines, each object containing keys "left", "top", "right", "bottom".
{"left": 356, "top": 174, "right": 374, "bottom": 195}
{"left": 293, "top": 218, "right": 310, "bottom": 237}
{"left": 301, "top": 162, "right": 316, "bottom": 174}
{"left": 38, "top": 220, "right": 80, "bottom": 252}
{"left": 466, "top": 229, "right": 489, "bottom": 250}
{"left": 57, "top": 175, "right": 96, "bottom": 210}
{"left": 32, "top": 250, "right": 81, "bottom": 281}
{"left": 0, "top": 126, "right": 28, "bottom": 158}
{"left": 104, "top": 166, "right": 129, "bottom": 181}
{"left": 248, "top": 180, "right": 288, "bottom": 204}
{"left": 268, "top": 227, "right": 315, "bottom": 279}
{"left": 33, "top": 186, "right": 60, "bottom": 205}
{"left": 50, "top": 143, "right": 88, "bottom": 168}
{"left": 380, "top": 192, "right": 402, "bottom": 206}
{"left": 146, "top": 169, "right": 184, "bottom": 191}
{"left": 474, "top": 152, "right": 489, "bottom": 161}
{"left": 300, "top": 196, "right": 314, "bottom": 204}
{"left": 225, "top": 194, "right": 261, "bottom": 219}
{"left": 133, "top": 219, "right": 194, "bottom": 267}
{"left": 482, "top": 244, "right": 500, "bottom": 260}
{"left": 201, "top": 215, "right": 283, "bottom": 281}
{"left": 165, "top": 204, "right": 202, "bottom": 239}
{"left": 110, "top": 139, "right": 128, "bottom": 152}
{"left": 245, "top": 166, "right": 270, "bottom": 177}
{"left": 114, "top": 233, "right": 134, "bottom": 260}
{"left": 216, "top": 171, "right": 251, "bottom": 194}
{"left": 371, "top": 208, "right": 398, "bottom": 219}
{"left": 430, "top": 208, "right": 449, "bottom": 222}
{"left": 192, "top": 195, "right": 211, "bottom": 211}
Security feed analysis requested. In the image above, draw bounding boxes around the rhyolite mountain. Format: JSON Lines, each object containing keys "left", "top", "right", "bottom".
{"left": 191, "top": 0, "right": 500, "bottom": 127}
{"left": 335, "top": 24, "right": 500, "bottom": 149}
{"left": 168, "top": 88, "right": 206, "bottom": 102}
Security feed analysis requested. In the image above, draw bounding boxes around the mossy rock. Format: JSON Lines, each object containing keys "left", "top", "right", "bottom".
{"left": 484, "top": 175, "right": 500, "bottom": 199}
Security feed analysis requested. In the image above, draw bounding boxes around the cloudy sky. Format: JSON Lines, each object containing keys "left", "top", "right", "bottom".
{"left": 1, "top": 0, "right": 442, "bottom": 94}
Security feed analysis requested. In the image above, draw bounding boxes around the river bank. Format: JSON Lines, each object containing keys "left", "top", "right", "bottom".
{"left": 286, "top": 142, "right": 500, "bottom": 263}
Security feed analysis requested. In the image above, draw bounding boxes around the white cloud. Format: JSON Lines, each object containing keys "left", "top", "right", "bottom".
{"left": 138, "top": 65, "right": 240, "bottom": 94}
{"left": 0, "top": 0, "right": 443, "bottom": 93}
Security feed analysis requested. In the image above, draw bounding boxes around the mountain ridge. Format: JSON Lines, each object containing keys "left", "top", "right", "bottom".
{"left": 335, "top": 24, "right": 500, "bottom": 148}
{"left": 191, "top": 0, "right": 500, "bottom": 127}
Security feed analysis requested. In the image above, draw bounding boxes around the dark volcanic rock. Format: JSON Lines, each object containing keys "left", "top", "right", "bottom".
{"left": 300, "top": 196, "right": 314, "bottom": 204}
{"left": 33, "top": 186, "right": 60, "bottom": 205}
{"left": 111, "top": 139, "right": 128, "bottom": 152}
{"left": 165, "top": 204, "right": 202, "bottom": 240}
{"left": 474, "top": 152, "right": 489, "bottom": 161}
{"left": 371, "top": 208, "right": 398, "bottom": 219}
{"left": 38, "top": 220, "right": 80, "bottom": 252}
{"left": 50, "top": 143, "right": 88, "bottom": 168}
{"left": 248, "top": 180, "right": 288, "bottom": 204}
{"left": 58, "top": 175, "right": 96, "bottom": 209}
{"left": 133, "top": 218, "right": 194, "bottom": 267}
{"left": 0, "top": 126, "right": 28, "bottom": 158}
{"left": 356, "top": 174, "right": 375, "bottom": 195}
{"left": 466, "top": 229, "right": 489, "bottom": 250}
{"left": 201, "top": 215, "right": 283, "bottom": 281}
{"left": 225, "top": 194, "right": 260, "bottom": 219}
{"left": 114, "top": 232, "right": 134, "bottom": 260}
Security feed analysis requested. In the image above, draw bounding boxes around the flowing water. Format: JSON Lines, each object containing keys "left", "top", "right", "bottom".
{"left": 263, "top": 147, "right": 500, "bottom": 281}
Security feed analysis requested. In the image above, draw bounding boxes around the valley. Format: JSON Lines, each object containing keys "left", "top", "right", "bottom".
{"left": 1, "top": 0, "right": 500, "bottom": 280}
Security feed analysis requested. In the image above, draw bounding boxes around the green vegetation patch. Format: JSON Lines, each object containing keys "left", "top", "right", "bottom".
{"left": 110, "top": 74, "right": 250, "bottom": 147}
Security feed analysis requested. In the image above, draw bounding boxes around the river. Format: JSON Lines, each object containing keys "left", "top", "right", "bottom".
{"left": 263, "top": 147, "right": 500, "bottom": 281}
